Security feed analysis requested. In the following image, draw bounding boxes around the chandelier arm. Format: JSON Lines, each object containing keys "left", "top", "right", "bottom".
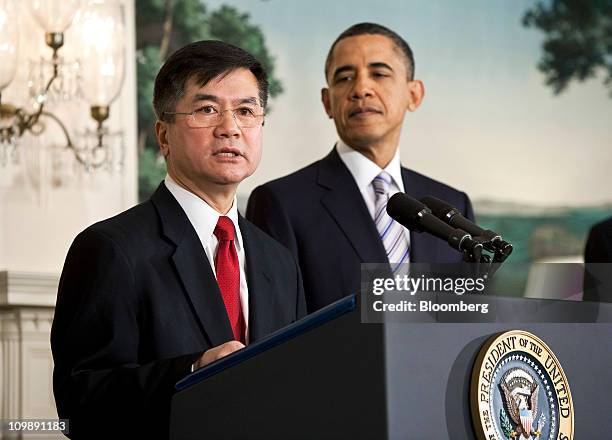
{"left": 38, "top": 110, "right": 73, "bottom": 148}
{"left": 37, "top": 109, "right": 91, "bottom": 166}
{"left": 28, "top": 49, "right": 62, "bottom": 129}
{"left": 41, "top": 110, "right": 110, "bottom": 170}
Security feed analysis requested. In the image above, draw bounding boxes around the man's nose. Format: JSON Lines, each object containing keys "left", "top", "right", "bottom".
{"left": 214, "top": 110, "right": 241, "bottom": 138}
{"left": 350, "top": 74, "right": 374, "bottom": 100}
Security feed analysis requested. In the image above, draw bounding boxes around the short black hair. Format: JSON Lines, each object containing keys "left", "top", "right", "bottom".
{"left": 154, "top": 40, "right": 269, "bottom": 122}
{"left": 324, "top": 22, "right": 415, "bottom": 82}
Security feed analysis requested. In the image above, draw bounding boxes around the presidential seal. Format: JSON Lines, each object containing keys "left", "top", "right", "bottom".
{"left": 470, "top": 330, "right": 574, "bottom": 440}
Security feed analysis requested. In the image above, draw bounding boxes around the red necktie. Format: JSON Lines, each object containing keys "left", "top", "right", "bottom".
{"left": 213, "top": 216, "right": 245, "bottom": 343}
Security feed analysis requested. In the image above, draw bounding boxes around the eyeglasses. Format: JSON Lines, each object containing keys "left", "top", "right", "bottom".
{"left": 164, "top": 105, "right": 265, "bottom": 128}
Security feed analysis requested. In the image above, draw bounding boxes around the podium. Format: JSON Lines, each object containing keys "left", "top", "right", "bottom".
{"left": 170, "top": 295, "right": 612, "bottom": 439}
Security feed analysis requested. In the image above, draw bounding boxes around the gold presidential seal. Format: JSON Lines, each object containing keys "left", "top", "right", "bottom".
{"left": 470, "top": 330, "right": 574, "bottom": 440}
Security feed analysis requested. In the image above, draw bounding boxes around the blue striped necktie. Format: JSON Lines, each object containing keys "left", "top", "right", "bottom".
{"left": 372, "top": 172, "right": 410, "bottom": 272}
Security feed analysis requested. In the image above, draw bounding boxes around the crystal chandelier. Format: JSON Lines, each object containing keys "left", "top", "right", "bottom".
{"left": 0, "top": 0, "right": 125, "bottom": 171}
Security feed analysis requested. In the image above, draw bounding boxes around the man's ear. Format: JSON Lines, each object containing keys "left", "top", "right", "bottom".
{"left": 406, "top": 80, "right": 425, "bottom": 112}
{"left": 155, "top": 120, "right": 170, "bottom": 157}
{"left": 321, "top": 88, "right": 333, "bottom": 119}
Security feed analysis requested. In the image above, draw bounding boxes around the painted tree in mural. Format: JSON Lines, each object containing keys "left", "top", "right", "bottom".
{"left": 523, "top": 0, "right": 612, "bottom": 96}
{"left": 136, "top": 0, "right": 283, "bottom": 200}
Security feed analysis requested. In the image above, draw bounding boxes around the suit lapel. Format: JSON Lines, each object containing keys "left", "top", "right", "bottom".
{"left": 401, "top": 168, "right": 439, "bottom": 262}
{"left": 318, "top": 149, "right": 388, "bottom": 263}
{"left": 151, "top": 183, "right": 234, "bottom": 347}
{"left": 239, "top": 216, "right": 272, "bottom": 342}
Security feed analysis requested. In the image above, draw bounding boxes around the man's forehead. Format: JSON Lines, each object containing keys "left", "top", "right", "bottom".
{"left": 329, "top": 34, "right": 406, "bottom": 71}
{"left": 183, "top": 69, "right": 259, "bottom": 100}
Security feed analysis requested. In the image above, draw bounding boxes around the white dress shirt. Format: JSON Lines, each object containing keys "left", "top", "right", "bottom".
{"left": 336, "top": 139, "right": 411, "bottom": 246}
{"left": 164, "top": 175, "right": 250, "bottom": 343}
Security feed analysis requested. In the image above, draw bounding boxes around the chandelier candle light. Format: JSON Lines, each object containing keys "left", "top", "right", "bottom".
{"left": 0, "top": 0, "right": 125, "bottom": 171}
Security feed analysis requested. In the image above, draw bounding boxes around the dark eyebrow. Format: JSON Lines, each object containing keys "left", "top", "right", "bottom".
{"left": 332, "top": 62, "right": 394, "bottom": 81}
{"left": 369, "top": 62, "right": 394, "bottom": 71}
{"left": 191, "top": 94, "right": 259, "bottom": 106}
{"left": 192, "top": 93, "right": 219, "bottom": 104}
{"left": 332, "top": 65, "right": 356, "bottom": 81}
{"left": 234, "top": 97, "right": 259, "bottom": 106}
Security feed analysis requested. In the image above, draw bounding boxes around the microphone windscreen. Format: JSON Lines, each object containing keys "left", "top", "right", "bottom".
{"left": 386, "top": 193, "right": 429, "bottom": 231}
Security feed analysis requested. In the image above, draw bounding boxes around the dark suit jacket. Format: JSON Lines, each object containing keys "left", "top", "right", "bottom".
{"left": 51, "top": 182, "right": 306, "bottom": 439}
{"left": 246, "top": 148, "right": 474, "bottom": 313}
{"left": 583, "top": 217, "right": 612, "bottom": 302}
{"left": 584, "top": 217, "right": 612, "bottom": 263}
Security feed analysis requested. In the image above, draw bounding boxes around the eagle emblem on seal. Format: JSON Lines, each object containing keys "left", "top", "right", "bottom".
{"left": 499, "top": 368, "right": 544, "bottom": 439}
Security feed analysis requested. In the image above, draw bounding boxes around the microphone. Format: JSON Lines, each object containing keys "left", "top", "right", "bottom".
{"left": 420, "top": 195, "right": 513, "bottom": 257}
{"left": 386, "top": 193, "right": 481, "bottom": 255}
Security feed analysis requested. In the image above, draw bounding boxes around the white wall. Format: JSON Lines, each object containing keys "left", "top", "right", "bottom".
{"left": 0, "top": 0, "right": 137, "bottom": 275}
{"left": 0, "top": 0, "right": 136, "bottom": 427}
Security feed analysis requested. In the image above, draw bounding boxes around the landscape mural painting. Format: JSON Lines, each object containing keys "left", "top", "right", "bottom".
{"left": 136, "top": 0, "right": 612, "bottom": 297}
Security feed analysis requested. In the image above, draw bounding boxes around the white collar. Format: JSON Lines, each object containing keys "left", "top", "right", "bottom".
{"left": 336, "top": 139, "right": 405, "bottom": 192}
{"left": 164, "top": 175, "right": 242, "bottom": 250}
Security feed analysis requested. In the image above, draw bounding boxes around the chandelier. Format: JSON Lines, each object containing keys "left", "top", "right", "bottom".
{"left": 0, "top": 0, "right": 125, "bottom": 172}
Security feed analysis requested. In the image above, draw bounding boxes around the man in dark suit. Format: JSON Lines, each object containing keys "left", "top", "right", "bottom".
{"left": 584, "top": 217, "right": 612, "bottom": 263}
{"left": 583, "top": 217, "right": 612, "bottom": 302}
{"left": 51, "top": 41, "right": 305, "bottom": 439}
{"left": 247, "top": 23, "right": 474, "bottom": 313}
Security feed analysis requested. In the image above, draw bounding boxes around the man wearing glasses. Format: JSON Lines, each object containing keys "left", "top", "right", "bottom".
{"left": 247, "top": 23, "right": 474, "bottom": 313}
{"left": 51, "top": 40, "right": 305, "bottom": 439}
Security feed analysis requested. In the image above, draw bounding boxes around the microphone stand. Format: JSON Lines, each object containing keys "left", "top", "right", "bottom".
{"left": 462, "top": 236, "right": 513, "bottom": 278}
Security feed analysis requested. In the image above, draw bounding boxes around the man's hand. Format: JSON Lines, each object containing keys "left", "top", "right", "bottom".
{"left": 193, "top": 341, "right": 245, "bottom": 371}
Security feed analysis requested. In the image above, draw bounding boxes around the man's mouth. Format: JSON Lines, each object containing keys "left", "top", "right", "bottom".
{"left": 348, "top": 106, "right": 382, "bottom": 118}
{"left": 213, "top": 147, "right": 242, "bottom": 157}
